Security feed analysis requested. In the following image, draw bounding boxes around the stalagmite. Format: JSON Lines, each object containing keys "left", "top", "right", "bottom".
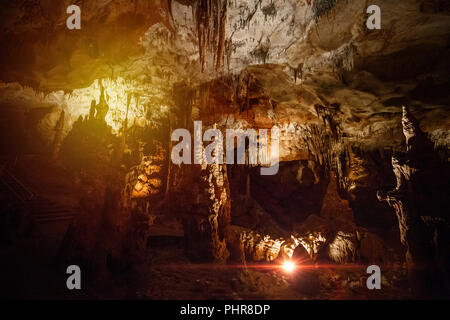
{"left": 183, "top": 155, "right": 231, "bottom": 263}
{"left": 51, "top": 110, "right": 65, "bottom": 161}
{"left": 377, "top": 106, "right": 450, "bottom": 297}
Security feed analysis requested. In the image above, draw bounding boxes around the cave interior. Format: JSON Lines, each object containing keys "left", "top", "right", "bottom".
{"left": 0, "top": 0, "right": 449, "bottom": 300}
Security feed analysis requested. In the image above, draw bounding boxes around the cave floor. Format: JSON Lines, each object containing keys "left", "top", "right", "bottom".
{"left": 1, "top": 229, "right": 412, "bottom": 300}
{"left": 67, "top": 239, "right": 411, "bottom": 300}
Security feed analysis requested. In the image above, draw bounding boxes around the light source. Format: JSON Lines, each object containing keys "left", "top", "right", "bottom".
{"left": 282, "top": 260, "right": 296, "bottom": 273}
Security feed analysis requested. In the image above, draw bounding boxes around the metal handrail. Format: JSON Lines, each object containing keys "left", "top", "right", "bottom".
{"left": 0, "top": 169, "right": 35, "bottom": 203}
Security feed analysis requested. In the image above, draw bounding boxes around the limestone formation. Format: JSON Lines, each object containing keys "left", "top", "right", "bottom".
{"left": 378, "top": 106, "right": 450, "bottom": 297}
{"left": 179, "top": 159, "right": 231, "bottom": 263}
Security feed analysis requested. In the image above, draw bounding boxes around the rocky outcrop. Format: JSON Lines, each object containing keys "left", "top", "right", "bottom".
{"left": 226, "top": 226, "right": 287, "bottom": 264}
{"left": 377, "top": 106, "right": 450, "bottom": 297}
{"left": 56, "top": 117, "right": 155, "bottom": 272}
{"left": 122, "top": 142, "right": 166, "bottom": 216}
{"left": 173, "top": 159, "right": 231, "bottom": 263}
{"left": 295, "top": 174, "right": 394, "bottom": 265}
{"left": 334, "top": 145, "right": 399, "bottom": 238}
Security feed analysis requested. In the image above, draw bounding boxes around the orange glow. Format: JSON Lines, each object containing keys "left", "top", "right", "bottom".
{"left": 282, "top": 261, "right": 296, "bottom": 273}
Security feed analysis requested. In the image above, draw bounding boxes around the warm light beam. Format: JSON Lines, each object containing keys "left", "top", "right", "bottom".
{"left": 282, "top": 261, "right": 296, "bottom": 273}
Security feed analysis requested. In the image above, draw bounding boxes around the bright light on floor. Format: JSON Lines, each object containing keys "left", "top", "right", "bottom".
{"left": 282, "top": 261, "right": 296, "bottom": 273}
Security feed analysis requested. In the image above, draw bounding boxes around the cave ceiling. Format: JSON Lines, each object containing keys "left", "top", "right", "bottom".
{"left": 0, "top": 0, "right": 449, "bottom": 156}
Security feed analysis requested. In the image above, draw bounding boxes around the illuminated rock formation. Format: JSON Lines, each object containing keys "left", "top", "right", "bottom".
{"left": 122, "top": 143, "right": 166, "bottom": 214}
{"left": 181, "top": 159, "right": 231, "bottom": 263}
{"left": 378, "top": 106, "right": 450, "bottom": 297}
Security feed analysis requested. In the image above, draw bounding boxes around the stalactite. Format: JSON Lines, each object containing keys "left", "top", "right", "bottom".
{"left": 194, "top": 0, "right": 228, "bottom": 72}
{"left": 215, "top": 0, "right": 228, "bottom": 71}
{"left": 312, "top": 0, "right": 339, "bottom": 22}
{"left": 262, "top": 1, "right": 277, "bottom": 21}
{"left": 293, "top": 63, "right": 304, "bottom": 84}
{"left": 225, "top": 37, "right": 233, "bottom": 72}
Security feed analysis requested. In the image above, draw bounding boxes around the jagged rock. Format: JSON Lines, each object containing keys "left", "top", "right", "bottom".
{"left": 122, "top": 143, "right": 166, "bottom": 214}
{"left": 226, "top": 225, "right": 301, "bottom": 264}
{"left": 294, "top": 188, "right": 392, "bottom": 265}
{"left": 179, "top": 160, "right": 231, "bottom": 263}
{"left": 334, "top": 145, "right": 399, "bottom": 237}
{"left": 227, "top": 209, "right": 391, "bottom": 267}
{"left": 238, "top": 228, "right": 284, "bottom": 263}
{"left": 327, "top": 231, "right": 358, "bottom": 264}
{"left": 320, "top": 172, "right": 354, "bottom": 222}
{"left": 377, "top": 106, "right": 450, "bottom": 297}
